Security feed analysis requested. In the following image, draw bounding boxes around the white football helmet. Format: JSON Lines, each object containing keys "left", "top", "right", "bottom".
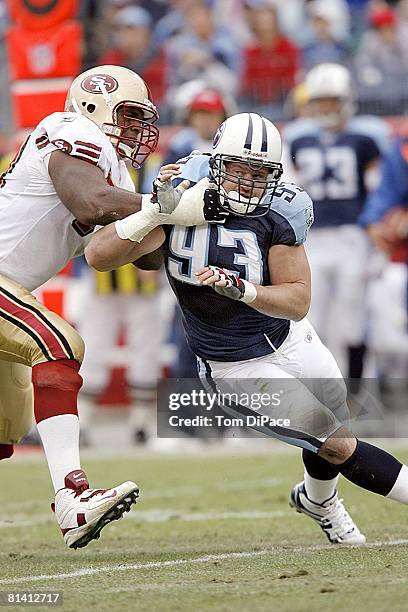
{"left": 210, "top": 113, "right": 283, "bottom": 216}
{"left": 305, "top": 63, "right": 354, "bottom": 130}
{"left": 65, "top": 65, "right": 159, "bottom": 168}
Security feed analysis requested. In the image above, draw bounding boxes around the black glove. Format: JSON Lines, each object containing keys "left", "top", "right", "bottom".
{"left": 203, "top": 187, "right": 229, "bottom": 223}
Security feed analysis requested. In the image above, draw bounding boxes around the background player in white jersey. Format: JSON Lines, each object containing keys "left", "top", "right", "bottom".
{"left": 86, "top": 112, "right": 408, "bottom": 546}
{"left": 283, "top": 63, "right": 390, "bottom": 379}
{"left": 0, "top": 64, "right": 173, "bottom": 548}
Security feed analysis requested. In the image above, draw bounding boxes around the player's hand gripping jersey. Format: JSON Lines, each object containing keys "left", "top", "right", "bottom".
{"left": 0, "top": 112, "right": 135, "bottom": 291}
{"left": 163, "top": 154, "right": 314, "bottom": 361}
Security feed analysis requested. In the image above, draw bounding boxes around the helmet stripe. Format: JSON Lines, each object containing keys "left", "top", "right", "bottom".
{"left": 261, "top": 117, "right": 268, "bottom": 152}
{"left": 244, "top": 113, "right": 253, "bottom": 149}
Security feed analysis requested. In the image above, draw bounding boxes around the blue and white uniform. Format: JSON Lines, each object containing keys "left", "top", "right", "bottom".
{"left": 163, "top": 154, "right": 348, "bottom": 451}
{"left": 164, "top": 154, "right": 312, "bottom": 361}
{"left": 285, "top": 116, "right": 388, "bottom": 227}
{"left": 284, "top": 116, "right": 390, "bottom": 368}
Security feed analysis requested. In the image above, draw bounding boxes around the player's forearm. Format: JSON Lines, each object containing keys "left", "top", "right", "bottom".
{"left": 250, "top": 282, "right": 310, "bottom": 321}
{"left": 85, "top": 224, "right": 140, "bottom": 270}
{"left": 78, "top": 187, "right": 143, "bottom": 226}
{"left": 85, "top": 224, "right": 164, "bottom": 271}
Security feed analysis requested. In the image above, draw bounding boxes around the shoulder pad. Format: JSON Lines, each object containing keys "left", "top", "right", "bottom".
{"left": 36, "top": 112, "right": 111, "bottom": 165}
{"left": 347, "top": 115, "right": 392, "bottom": 154}
{"left": 268, "top": 182, "right": 314, "bottom": 245}
{"left": 176, "top": 152, "right": 211, "bottom": 185}
{"left": 283, "top": 118, "right": 320, "bottom": 145}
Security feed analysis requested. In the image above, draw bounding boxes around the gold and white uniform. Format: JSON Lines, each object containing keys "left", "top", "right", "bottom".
{"left": 0, "top": 112, "right": 135, "bottom": 444}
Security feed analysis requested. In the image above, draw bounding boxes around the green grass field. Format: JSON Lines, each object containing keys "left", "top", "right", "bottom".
{"left": 1, "top": 445, "right": 408, "bottom": 611}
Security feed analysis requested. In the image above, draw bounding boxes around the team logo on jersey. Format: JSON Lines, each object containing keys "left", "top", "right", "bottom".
{"left": 212, "top": 122, "right": 225, "bottom": 148}
{"left": 81, "top": 74, "right": 119, "bottom": 95}
{"left": 51, "top": 139, "right": 72, "bottom": 154}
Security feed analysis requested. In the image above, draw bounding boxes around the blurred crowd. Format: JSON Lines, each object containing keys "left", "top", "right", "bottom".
{"left": 1, "top": 0, "right": 408, "bottom": 134}
{"left": 79, "top": 0, "right": 408, "bottom": 121}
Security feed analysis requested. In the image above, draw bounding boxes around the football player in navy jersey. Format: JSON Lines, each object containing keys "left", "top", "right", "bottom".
{"left": 284, "top": 63, "right": 391, "bottom": 380}
{"left": 86, "top": 113, "right": 408, "bottom": 546}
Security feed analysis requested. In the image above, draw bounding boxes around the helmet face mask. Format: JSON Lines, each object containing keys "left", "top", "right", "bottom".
{"left": 102, "top": 101, "right": 159, "bottom": 168}
{"left": 209, "top": 113, "right": 283, "bottom": 217}
{"left": 210, "top": 154, "right": 283, "bottom": 217}
{"left": 309, "top": 96, "right": 352, "bottom": 130}
{"left": 305, "top": 63, "right": 354, "bottom": 130}
{"left": 65, "top": 66, "right": 159, "bottom": 168}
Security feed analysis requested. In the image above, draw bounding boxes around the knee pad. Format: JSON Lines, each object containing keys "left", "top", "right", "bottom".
{"left": 0, "top": 444, "right": 14, "bottom": 460}
{"left": 32, "top": 359, "right": 83, "bottom": 423}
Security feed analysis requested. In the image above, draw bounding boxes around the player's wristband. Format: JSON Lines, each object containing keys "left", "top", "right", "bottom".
{"left": 115, "top": 194, "right": 159, "bottom": 243}
{"left": 241, "top": 279, "right": 257, "bottom": 304}
{"left": 115, "top": 179, "right": 217, "bottom": 242}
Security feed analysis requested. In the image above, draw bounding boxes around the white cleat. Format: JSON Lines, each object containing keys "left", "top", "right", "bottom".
{"left": 289, "top": 481, "right": 366, "bottom": 545}
{"left": 53, "top": 473, "right": 139, "bottom": 549}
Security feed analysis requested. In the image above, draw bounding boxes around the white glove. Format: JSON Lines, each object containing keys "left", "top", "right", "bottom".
{"left": 115, "top": 162, "right": 189, "bottom": 242}
{"left": 115, "top": 178, "right": 223, "bottom": 243}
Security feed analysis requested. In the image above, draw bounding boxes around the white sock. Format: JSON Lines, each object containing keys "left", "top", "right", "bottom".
{"left": 304, "top": 471, "right": 339, "bottom": 504}
{"left": 36, "top": 414, "right": 81, "bottom": 493}
{"left": 387, "top": 464, "right": 408, "bottom": 504}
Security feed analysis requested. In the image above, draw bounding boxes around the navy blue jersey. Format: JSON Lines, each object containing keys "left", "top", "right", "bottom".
{"left": 286, "top": 117, "right": 388, "bottom": 227}
{"left": 163, "top": 154, "right": 314, "bottom": 362}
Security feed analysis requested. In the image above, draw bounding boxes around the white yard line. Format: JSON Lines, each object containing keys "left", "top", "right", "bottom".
{"left": 2, "top": 540, "right": 408, "bottom": 586}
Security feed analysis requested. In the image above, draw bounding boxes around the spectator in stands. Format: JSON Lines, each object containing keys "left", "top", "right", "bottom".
{"left": 398, "top": 0, "right": 408, "bottom": 24}
{"left": 153, "top": 0, "right": 197, "bottom": 45}
{"left": 354, "top": 6, "right": 408, "bottom": 78}
{"left": 165, "top": 3, "right": 239, "bottom": 94}
{"left": 240, "top": 0, "right": 300, "bottom": 112}
{"left": 360, "top": 135, "right": 408, "bottom": 260}
{"left": 163, "top": 86, "right": 229, "bottom": 166}
{"left": 88, "top": 0, "right": 141, "bottom": 63}
{"left": 97, "top": 5, "right": 166, "bottom": 104}
{"left": 344, "top": 0, "right": 369, "bottom": 38}
{"left": 359, "top": 135, "right": 408, "bottom": 376}
{"left": 303, "top": 0, "right": 351, "bottom": 70}
{"left": 240, "top": 0, "right": 299, "bottom": 115}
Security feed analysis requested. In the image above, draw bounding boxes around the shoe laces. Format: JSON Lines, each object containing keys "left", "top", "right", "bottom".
{"left": 320, "top": 497, "right": 356, "bottom": 538}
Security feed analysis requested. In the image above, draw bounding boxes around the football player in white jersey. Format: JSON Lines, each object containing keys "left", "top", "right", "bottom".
{"left": 86, "top": 112, "right": 408, "bottom": 546}
{"left": 0, "top": 64, "right": 178, "bottom": 549}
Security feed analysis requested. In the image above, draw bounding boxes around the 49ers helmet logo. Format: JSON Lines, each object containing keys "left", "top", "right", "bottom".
{"left": 81, "top": 74, "right": 119, "bottom": 95}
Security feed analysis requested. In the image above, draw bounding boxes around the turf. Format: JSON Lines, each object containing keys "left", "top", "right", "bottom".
{"left": 1, "top": 445, "right": 408, "bottom": 611}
